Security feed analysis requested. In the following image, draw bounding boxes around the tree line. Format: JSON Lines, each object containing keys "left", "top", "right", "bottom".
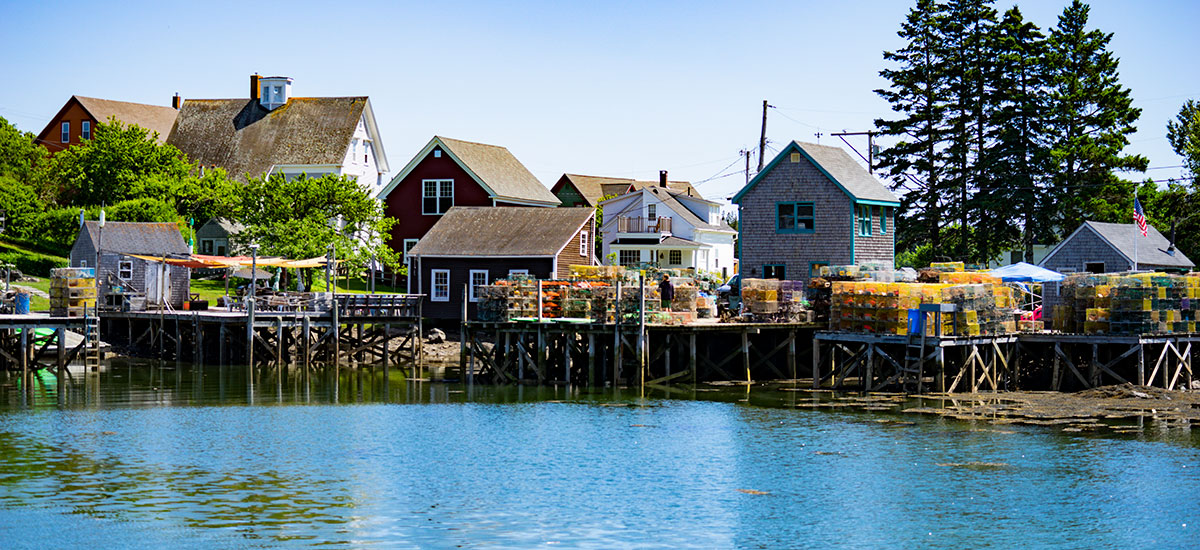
{"left": 875, "top": 0, "right": 1199, "bottom": 267}
{"left": 0, "top": 117, "right": 399, "bottom": 278}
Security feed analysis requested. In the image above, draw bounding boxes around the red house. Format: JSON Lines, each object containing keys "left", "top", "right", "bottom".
{"left": 35, "top": 95, "right": 180, "bottom": 154}
{"left": 375, "top": 136, "right": 560, "bottom": 264}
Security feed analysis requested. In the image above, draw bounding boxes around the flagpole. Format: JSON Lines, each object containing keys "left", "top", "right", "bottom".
{"left": 1134, "top": 190, "right": 1139, "bottom": 272}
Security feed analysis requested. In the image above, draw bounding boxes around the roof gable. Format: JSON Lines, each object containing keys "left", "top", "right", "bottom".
{"left": 167, "top": 97, "right": 370, "bottom": 180}
{"left": 408, "top": 207, "right": 593, "bottom": 257}
{"left": 77, "top": 221, "right": 189, "bottom": 255}
{"left": 1041, "top": 221, "right": 1195, "bottom": 269}
{"left": 378, "top": 136, "right": 558, "bottom": 205}
{"left": 732, "top": 141, "right": 899, "bottom": 206}
{"left": 38, "top": 95, "right": 179, "bottom": 145}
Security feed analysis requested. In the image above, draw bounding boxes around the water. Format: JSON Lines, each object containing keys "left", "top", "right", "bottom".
{"left": 1, "top": 360, "right": 1198, "bottom": 549}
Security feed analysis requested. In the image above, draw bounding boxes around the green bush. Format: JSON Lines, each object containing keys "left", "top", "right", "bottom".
{"left": 0, "top": 249, "right": 68, "bottom": 277}
{"left": 0, "top": 175, "right": 43, "bottom": 240}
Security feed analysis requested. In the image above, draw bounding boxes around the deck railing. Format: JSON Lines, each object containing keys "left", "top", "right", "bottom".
{"left": 335, "top": 293, "right": 424, "bottom": 318}
{"left": 617, "top": 216, "right": 672, "bottom": 234}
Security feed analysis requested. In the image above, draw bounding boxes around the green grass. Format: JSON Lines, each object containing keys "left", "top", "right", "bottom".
{"left": 5, "top": 275, "right": 50, "bottom": 311}
{"left": 0, "top": 239, "right": 70, "bottom": 278}
{"left": 188, "top": 275, "right": 407, "bottom": 303}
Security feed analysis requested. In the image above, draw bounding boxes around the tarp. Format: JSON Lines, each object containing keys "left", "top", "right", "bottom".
{"left": 989, "top": 262, "right": 1064, "bottom": 283}
{"left": 125, "top": 253, "right": 338, "bottom": 269}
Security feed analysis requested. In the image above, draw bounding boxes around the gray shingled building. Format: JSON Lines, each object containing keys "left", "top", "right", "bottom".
{"left": 732, "top": 141, "right": 900, "bottom": 282}
{"left": 1039, "top": 221, "right": 1195, "bottom": 309}
{"left": 69, "top": 221, "right": 191, "bottom": 309}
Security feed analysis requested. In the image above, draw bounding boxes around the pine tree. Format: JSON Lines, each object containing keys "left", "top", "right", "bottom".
{"left": 1046, "top": 0, "right": 1147, "bottom": 232}
{"left": 1167, "top": 99, "right": 1200, "bottom": 179}
{"left": 981, "top": 7, "right": 1054, "bottom": 263}
{"left": 875, "top": 0, "right": 954, "bottom": 254}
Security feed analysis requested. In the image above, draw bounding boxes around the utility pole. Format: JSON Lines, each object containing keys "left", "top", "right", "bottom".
{"left": 758, "top": 100, "right": 769, "bottom": 172}
{"left": 742, "top": 149, "right": 751, "bottom": 185}
{"left": 831, "top": 130, "right": 880, "bottom": 174}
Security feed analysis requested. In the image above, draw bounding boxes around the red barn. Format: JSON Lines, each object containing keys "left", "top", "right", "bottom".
{"left": 375, "top": 136, "right": 560, "bottom": 266}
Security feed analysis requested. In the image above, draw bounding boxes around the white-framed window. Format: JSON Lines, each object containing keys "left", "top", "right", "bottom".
{"left": 508, "top": 269, "right": 528, "bottom": 276}
{"left": 423, "top": 179, "right": 454, "bottom": 215}
{"left": 432, "top": 269, "right": 450, "bottom": 302}
{"left": 61, "top": 122, "right": 69, "bottom": 143}
{"left": 403, "top": 239, "right": 419, "bottom": 263}
{"left": 647, "top": 204, "right": 657, "bottom": 220}
{"left": 669, "top": 250, "right": 682, "bottom": 265}
{"left": 118, "top": 260, "right": 133, "bottom": 280}
{"left": 273, "top": 86, "right": 282, "bottom": 102}
{"left": 363, "top": 140, "right": 371, "bottom": 163}
{"left": 579, "top": 231, "right": 588, "bottom": 256}
{"left": 469, "top": 269, "right": 489, "bottom": 302}
{"left": 81, "top": 121, "right": 90, "bottom": 140}
{"left": 619, "top": 250, "right": 640, "bottom": 266}
{"left": 262, "top": 85, "right": 270, "bottom": 100}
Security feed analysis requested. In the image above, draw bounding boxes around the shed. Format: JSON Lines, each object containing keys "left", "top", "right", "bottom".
{"left": 69, "top": 221, "right": 191, "bottom": 309}
{"left": 1039, "top": 221, "right": 1195, "bottom": 308}
{"left": 195, "top": 218, "right": 245, "bottom": 257}
{"left": 407, "top": 207, "right": 596, "bottom": 320}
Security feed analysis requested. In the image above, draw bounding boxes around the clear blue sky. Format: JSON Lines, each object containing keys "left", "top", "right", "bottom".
{"left": 1, "top": 0, "right": 1196, "bottom": 205}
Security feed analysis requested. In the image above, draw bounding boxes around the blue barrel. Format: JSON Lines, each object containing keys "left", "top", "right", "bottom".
{"left": 907, "top": 309, "right": 924, "bottom": 335}
{"left": 14, "top": 292, "right": 31, "bottom": 315}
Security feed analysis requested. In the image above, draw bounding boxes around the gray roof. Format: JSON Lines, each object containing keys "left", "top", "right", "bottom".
{"left": 732, "top": 141, "right": 899, "bottom": 205}
{"left": 196, "top": 217, "right": 246, "bottom": 238}
{"left": 438, "top": 137, "right": 560, "bottom": 204}
{"left": 408, "top": 207, "right": 593, "bottom": 257}
{"left": 794, "top": 142, "right": 898, "bottom": 204}
{"left": 167, "top": 97, "right": 368, "bottom": 180}
{"left": 38, "top": 96, "right": 179, "bottom": 145}
{"left": 80, "top": 221, "right": 189, "bottom": 256}
{"left": 646, "top": 187, "right": 733, "bottom": 232}
{"left": 1049, "top": 221, "right": 1194, "bottom": 269}
{"left": 553, "top": 174, "right": 702, "bottom": 207}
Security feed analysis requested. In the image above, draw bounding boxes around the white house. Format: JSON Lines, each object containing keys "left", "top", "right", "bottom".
{"left": 600, "top": 173, "right": 737, "bottom": 277}
{"left": 167, "top": 74, "right": 390, "bottom": 195}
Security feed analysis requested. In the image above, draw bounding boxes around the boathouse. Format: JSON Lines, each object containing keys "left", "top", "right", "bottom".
{"left": 1039, "top": 221, "right": 1195, "bottom": 308}
{"left": 732, "top": 141, "right": 899, "bottom": 282}
{"left": 69, "top": 221, "right": 191, "bottom": 309}
{"left": 406, "top": 207, "right": 596, "bottom": 320}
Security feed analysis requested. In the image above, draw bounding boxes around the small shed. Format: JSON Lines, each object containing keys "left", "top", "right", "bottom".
{"left": 69, "top": 221, "right": 191, "bottom": 309}
{"left": 1039, "top": 221, "right": 1195, "bottom": 308}
{"left": 407, "top": 207, "right": 596, "bottom": 320}
{"left": 195, "top": 218, "right": 245, "bottom": 257}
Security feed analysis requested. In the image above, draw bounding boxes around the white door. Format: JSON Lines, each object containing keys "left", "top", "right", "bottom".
{"left": 145, "top": 264, "right": 160, "bottom": 306}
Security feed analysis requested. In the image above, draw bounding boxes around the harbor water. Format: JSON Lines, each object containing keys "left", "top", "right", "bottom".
{"left": 0, "top": 360, "right": 1198, "bottom": 549}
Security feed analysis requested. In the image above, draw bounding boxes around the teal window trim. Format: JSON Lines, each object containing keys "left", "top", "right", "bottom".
{"left": 857, "top": 204, "right": 872, "bottom": 237}
{"left": 776, "top": 201, "right": 815, "bottom": 234}
{"left": 764, "top": 264, "right": 785, "bottom": 280}
{"left": 880, "top": 207, "right": 887, "bottom": 235}
{"left": 809, "top": 261, "right": 829, "bottom": 278}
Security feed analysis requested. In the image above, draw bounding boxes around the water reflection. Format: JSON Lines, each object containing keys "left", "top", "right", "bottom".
{"left": 0, "top": 361, "right": 1197, "bottom": 548}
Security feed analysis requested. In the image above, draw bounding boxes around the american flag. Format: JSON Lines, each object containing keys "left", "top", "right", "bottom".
{"left": 1134, "top": 197, "right": 1148, "bottom": 237}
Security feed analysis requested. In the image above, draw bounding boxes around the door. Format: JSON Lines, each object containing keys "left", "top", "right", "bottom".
{"left": 145, "top": 263, "right": 171, "bottom": 306}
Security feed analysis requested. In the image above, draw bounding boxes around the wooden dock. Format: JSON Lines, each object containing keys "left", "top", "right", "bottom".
{"left": 0, "top": 312, "right": 100, "bottom": 376}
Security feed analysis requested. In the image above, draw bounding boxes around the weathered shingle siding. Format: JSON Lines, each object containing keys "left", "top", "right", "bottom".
{"left": 854, "top": 206, "right": 895, "bottom": 267}
{"left": 1041, "top": 226, "right": 1133, "bottom": 310}
{"left": 556, "top": 222, "right": 596, "bottom": 279}
{"left": 738, "top": 156, "right": 856, "bottom": 281}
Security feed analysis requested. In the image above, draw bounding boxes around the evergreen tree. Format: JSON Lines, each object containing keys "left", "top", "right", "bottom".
{"left": 875, "top": 0, "right": 954, "bottom": 254}
{"left": 1045, "top": 0, "right": 1147, "bottom": 231}
{"left": 1167, "top": 99, "right": 1200, "bottom": 179}
{"left": 981, "top": 7, "right": 1054, "bottom": 263}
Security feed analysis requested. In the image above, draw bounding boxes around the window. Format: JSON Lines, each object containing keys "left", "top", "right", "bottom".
{"left": 433, "top": 149, "right": 442, "bottom": 158}
{"left": 619, "top": 250, "right": 640, "bottom": 266}
{"left": 363, "top": 141, "right": 370, "bottom": 163}
{"left": 776, "top": 202, "right": 815, "bottom": 233}
{"left": 790, "top": 152, "right": 801, "bottom": 163}
{"left": 217, "top": 244, "right": 226, "bottom": 256}
{"left": 579, "top": 231, "right": 588, "bottom": 256}
{"left": 508, "top": 269, "right": 529, "bottom": 276}
{"left": 647, "top": 204, "right": 656, "bottom": 220}
{"left": 432, "top": 269, "right": 450, "bottom": 301}
{"left": 81, "top": 121, "right": 90, "bottom": 141}
{"left": 61, "top": 122, "right": 69, "bottom": 143}
{"left": 764, "top": 264, "right": 785, "bottom": 280}
{"left": 403, "top": 239, "right": 419, "bottom": 262}
{"left": 200, "top": 239, "right": 214, "bottom": 254}
{"left": 669, "top": 250, "right": 682, "bottom": 265}
{"left": 857, "top": 204, "right": 872, "bottom": 236}
{"left": 469, "top": 270, "right": 489, "bottom": 302}
{"left": 262, "top": 85, "right": 270, "bottom": 100}
{"left": 1085, "top": 262, "right": 1105, "bottom": 274}
{"left": 273, "top": 86, "right": 282, "bottom": 101}
{"left": 879, "top": 207, "right": 887, "bottom": 235}
{"left": 118, "top": 261, "right": 133, "bottom": 280}
{"left": 810, "top": 262, "right": 829, "bottom": 278}
{"left": 423, "top": 179, "right": 454, "bottom": 215}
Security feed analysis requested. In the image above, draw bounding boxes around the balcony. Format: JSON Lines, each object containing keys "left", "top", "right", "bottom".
{"left": 617, "top": 216, "right": 672, "bottom": 234}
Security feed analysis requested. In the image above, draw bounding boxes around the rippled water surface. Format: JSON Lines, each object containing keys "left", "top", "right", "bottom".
{"left": 0, "top": 360, "right": 1198, "bottom": 549}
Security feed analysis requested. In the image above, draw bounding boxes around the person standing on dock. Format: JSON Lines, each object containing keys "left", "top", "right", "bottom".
{"left": 659, "top": 274, "right": 674, "bottom": 311}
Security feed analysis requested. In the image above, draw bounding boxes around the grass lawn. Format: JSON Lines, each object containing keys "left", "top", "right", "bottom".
{"left": 5, "top": 275, "right": 51, "bottom": 311}
{"left": 189, "top": 275, "right": 407, "bottom": 303}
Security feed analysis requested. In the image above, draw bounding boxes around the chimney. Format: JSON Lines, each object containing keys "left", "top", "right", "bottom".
{"left": 659, "top": 170, "right": 668, "bottom": 188}
{"left": 250, "top": 73, "right": 260, "bottom": 101}
{"left": 1168, "top": 219, "right": 1177, "bottom": 255}
{"left": 171, "top": 92, "right": 182, "bottom": 110}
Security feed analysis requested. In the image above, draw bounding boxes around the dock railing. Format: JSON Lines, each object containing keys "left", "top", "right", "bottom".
{"left": 336, "top": 294, "right": 424, "bottom": 318}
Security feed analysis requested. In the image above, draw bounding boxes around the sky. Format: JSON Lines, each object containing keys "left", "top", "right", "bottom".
{"left": 1, "top": 0, "right": 1197, "bottom": 208}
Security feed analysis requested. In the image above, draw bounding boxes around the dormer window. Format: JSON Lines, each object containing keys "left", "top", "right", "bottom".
{"left": 258, "top": 76, "right": 293, "bottom": 110}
